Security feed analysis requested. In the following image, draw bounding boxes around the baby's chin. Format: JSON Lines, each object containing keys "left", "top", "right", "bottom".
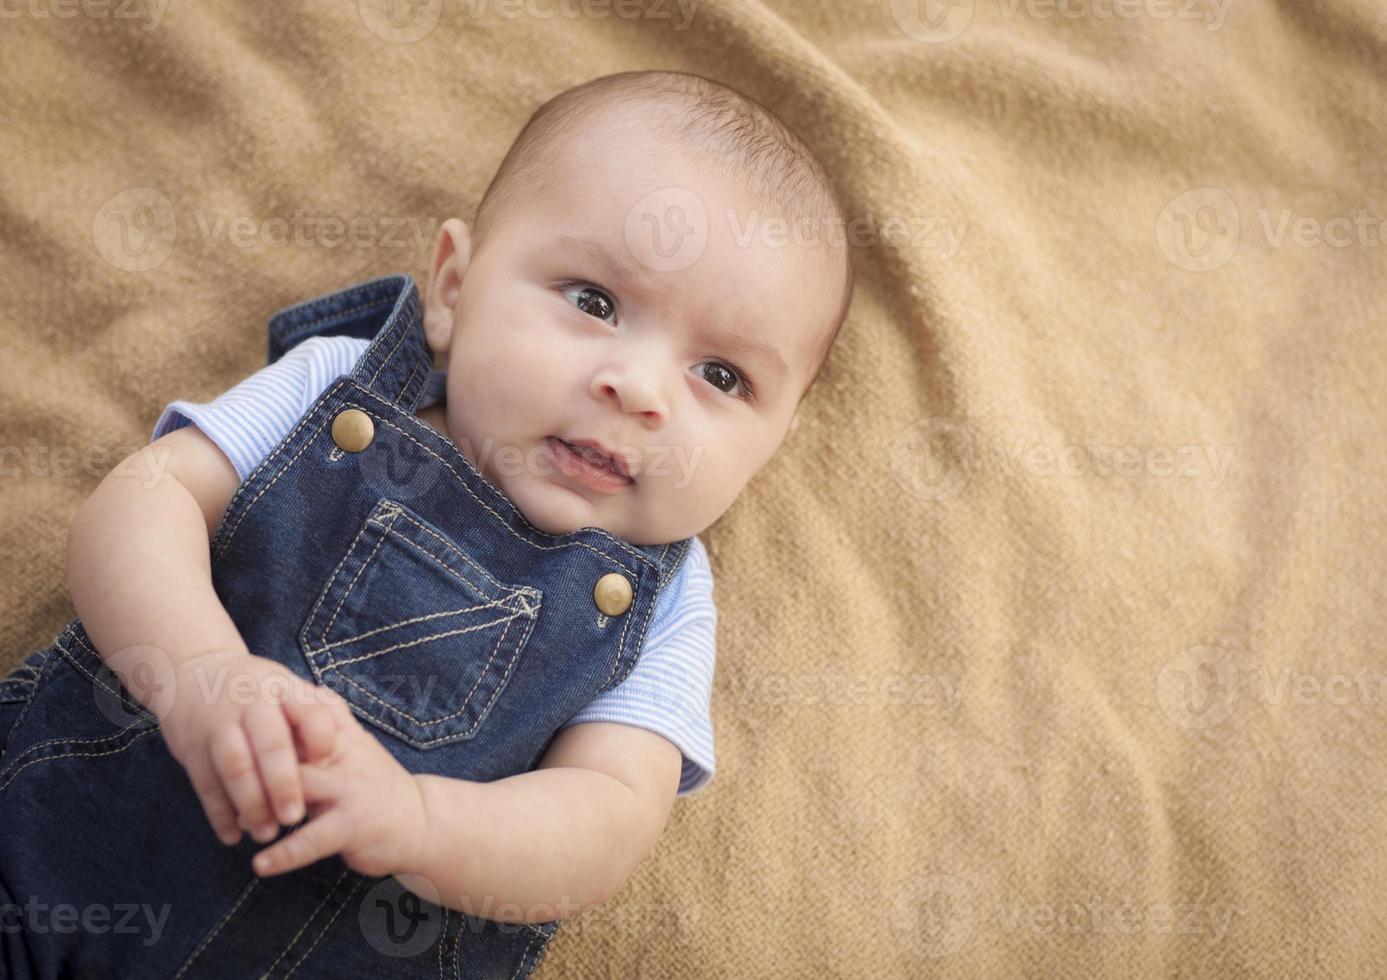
{"left": 509, "top": 479, "right": 687, "bottom": 546}
{"left": 509, "top": 478, "right": 626, "bottom": 539}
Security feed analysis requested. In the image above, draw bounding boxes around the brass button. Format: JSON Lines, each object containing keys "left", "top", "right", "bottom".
{"left": 331, "top": 409, "right": 374, "bottom": 452}
{"left": 593, "top": 573, "right": 633, "bottom": 617}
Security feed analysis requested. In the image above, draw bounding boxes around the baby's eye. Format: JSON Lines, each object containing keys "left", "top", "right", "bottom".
{"left": 563, "top": 283, "right": 616, "bottom": 324}
{"left": 695, "top": 361, "right": 752, "bottom": 400}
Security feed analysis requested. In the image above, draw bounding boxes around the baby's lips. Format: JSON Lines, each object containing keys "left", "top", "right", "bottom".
{"left": 615, "top": 446, "right": 641, "bottom": 480}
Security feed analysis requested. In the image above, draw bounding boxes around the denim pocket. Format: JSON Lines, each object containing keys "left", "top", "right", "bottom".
{"left": 0, "top": 648, "right": 48, "bottom": 760}
{"left": 299, "top": 498, "right": 542, "bottom": 749}
{"left": 0, "top": 648, "right": 47, "bottom": 706}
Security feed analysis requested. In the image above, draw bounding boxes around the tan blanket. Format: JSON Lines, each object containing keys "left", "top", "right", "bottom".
{"left": 3, "top": 1, "right": 1385, "bottom": 975}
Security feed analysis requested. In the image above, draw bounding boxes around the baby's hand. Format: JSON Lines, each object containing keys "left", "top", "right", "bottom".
{"left": 155, "top": 649, "right": 345, "bottom": 847}
{"left": 249, "top": 702, "right": 428, "bottom": 880}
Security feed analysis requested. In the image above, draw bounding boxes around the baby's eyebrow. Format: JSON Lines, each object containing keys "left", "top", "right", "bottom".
{"left": 545, "top": 235, "right": 645, "bottom": 291}
{"left": 545, "top": 234, "right": 790, "bottom": 384}
{"left": 703, "top": 325, "right": 789, "bottom": 383}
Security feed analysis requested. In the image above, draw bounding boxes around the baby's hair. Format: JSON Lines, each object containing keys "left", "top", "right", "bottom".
{"left": 472, "top": 70, "right": 854, "bottom": 402}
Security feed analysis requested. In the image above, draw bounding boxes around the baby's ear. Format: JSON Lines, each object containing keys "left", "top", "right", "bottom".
{"left": 422, "top": 218, "right": 472, "bottom": 351}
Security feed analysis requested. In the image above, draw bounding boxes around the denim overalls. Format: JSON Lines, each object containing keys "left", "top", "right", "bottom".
{"left": 0, "top": 274, "right": 694, "bottom": 979}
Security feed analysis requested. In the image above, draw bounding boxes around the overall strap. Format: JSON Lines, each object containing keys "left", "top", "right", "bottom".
{"left": 266, "top": 274, "right": 431, "bottom": 411}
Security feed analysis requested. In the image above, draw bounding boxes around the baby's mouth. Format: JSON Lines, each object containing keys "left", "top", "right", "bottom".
{"left": 548, "top": 437, "right": 636, "bottom": 485}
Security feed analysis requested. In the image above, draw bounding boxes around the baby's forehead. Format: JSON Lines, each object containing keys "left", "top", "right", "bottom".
{"left": 527, "top": 101, "right": 756, "bottom": 200}
{"left": 506, "top": 103, "right": 841, "bottom": 315}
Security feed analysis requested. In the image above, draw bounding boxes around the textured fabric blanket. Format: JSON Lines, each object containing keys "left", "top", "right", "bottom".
{"left": 2, "top": 1, "right": 1383, "bottom": 975}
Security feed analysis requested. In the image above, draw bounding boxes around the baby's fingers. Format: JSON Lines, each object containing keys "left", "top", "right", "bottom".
{"left": 209, "top": 720, "right": 278, "bottom": 843}
{"left": 251, "top": 807, "right": 349, "bottom": 877}
{"left": 243, "top": 701, "right": 305, "bottom": 826}
{"left": 184, "top": 759, "right": 242, "bottom": 846}
{"left": 281, "top": 688, "right": 343, "bottom": 764}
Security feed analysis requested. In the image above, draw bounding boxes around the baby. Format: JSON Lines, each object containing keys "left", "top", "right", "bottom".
{"left": 0, "top": 69, "right": 852, "bottom": 978}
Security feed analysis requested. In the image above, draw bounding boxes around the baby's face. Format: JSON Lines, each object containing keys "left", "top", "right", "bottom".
{"left": 420, "top": 123, "right": 838, "bottom": 545}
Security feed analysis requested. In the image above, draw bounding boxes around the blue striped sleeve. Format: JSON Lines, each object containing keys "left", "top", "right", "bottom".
{"left": 559, "top": 536, "right": 718, "bottom": 796}
{"left": 149, "top": 335, "right": 371, "bottom": 481}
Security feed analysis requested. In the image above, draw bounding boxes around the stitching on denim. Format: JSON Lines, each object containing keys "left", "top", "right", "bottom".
{"left": 451, "top": 913, "right": 465, "bottom": 980}
{"left": 318, "top": 504, "right": 401, "bottom": 647}
{"left": 0, "top": 679, "right": 37, "bottom": 704}
{"left": 322, "top": 611, "right": 520, "bottom": 732}
{"left": 366, "top": 295, "right": 415, "bottom": 390}
{"left": 59, "top": 631, "right": 157, "bottom": 722}
{"left": 5, "top": 657, "right": 46, "bottom": 740}
{"left": 318, "top": 615, "right": 526, "bottom": 673}
{"left": 271, "top": 289, "right": 394, "bottom": 344}
{"left": 271, "top": 281, "right": 393, "bottom": 331}
{"left": 274, "top": 299, "right": 392, "bottom": 354}
{"left": 282, "top": 873, "right": 363, "bottom": 978}
{"left": 171, "top": 875, "right": 261, "bottom": 979}
{"left": 0, "top": 725, "right": 160, "bottom": 795}
{"left": 266, "top": 868, "right": 361, "bottom": 978}
{"left": 0, "top": 705, "right": 152, "bottom": 784}
{"left": 389, "top": 506, "right": 521, "bottom": 596}
{"left": 509, "top": 926, "right": 553, "bottom": 980}
{"left": 660, "top": 538, "right": 692, "bottom": 588}
{"left": 321, "top": 500, "right": 520, "bottom": 635}
{"left": 309, "top": 602, "right": 505, "bottom": 656}
{"left": 374, "top": 517, "right": 536, "bottom": 615}
{"left": 438, "top": 912, "right": 445, "bottom": 980}
{"left": 298, "top": 498, "right": 387, "bottom": 668}
{"left": 395, "top": 357, "right": 423, "bottom": 410}
{"left": 214, "top": 382, "right": 346, "bottom": 560}
{"left": 604, "top": 538, "right": 693, "bottom": 690}
{"left": 218, "top": 279, "right": 421, "bottom": 554}
{"left": 0, "top": 633, "right": 158, "bottom": 789}
{"left": 313, "top": 501, "right": 536, "bottom": 658}
{"left": 298, "top": 498, "right": 547, "bottom": 742}
{"left": 2, "top": 661, "right": 42, "bottom": 682}
{"left": 261, "top": 868, "right": 348, "bottom": 975}
{"left": 599, "top": 592, "right": 636, "bottom": 691}
{"left": 327, "top": 606, "right": 538, "bottom": 749}
{"left": 0, "top": 651, "right": 47, "bottom": 707}
{"left": 438, "top": 908, "right": 449, "bottom": 980}
{"left": 310, "top": 510, "right": 529, "bottom": 654}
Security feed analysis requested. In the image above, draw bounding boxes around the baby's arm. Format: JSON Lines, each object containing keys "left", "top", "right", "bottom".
{"left": 253, "top": 706, "right": 682, "bottom": 924}
{"left": 66, "top": 426, "right": 329, "bottom": 842}
{"left": 410, "top": 721, "right": 682, "bottom": 924}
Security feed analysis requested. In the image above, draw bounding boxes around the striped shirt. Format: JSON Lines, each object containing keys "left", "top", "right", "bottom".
{"left": 150, "top": 335, "right": 716, "bottom": 795}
